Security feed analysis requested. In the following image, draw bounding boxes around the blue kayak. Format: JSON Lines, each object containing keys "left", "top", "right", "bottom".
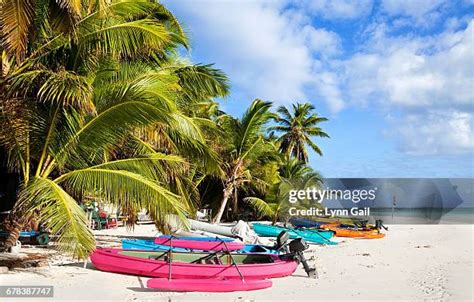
{"left": 289, "top": 217, "right": 325, "bottom": 228}
{"left": 122, "top": 239, "right": 280, "bottom": 254}
{"left": 252, "top": 223, "right": 337, "bottom": 245}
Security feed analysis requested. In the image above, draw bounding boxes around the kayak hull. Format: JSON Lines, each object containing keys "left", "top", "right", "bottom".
{"left": 154, "top": 237, "right": 244, "bottom": 251}
{"left": 91, "top": 248, "right": 297, "bottom": 279}
{"left": 320, "top": 225, "right": 385, "bottom": 239}
{"left": 122, "top": 239, "right": 279, "bottom": 254}
{"left": 289, "top": 218, "right": 324, "bottom": 228}
{"left": 252, "top": 223, "right": 337, "bottom": 245}
{"left": 147, "top": 278, "right": 272, "bottom": 292}
{"left": 160, "top": 235, "right": 234, "bottom": 242}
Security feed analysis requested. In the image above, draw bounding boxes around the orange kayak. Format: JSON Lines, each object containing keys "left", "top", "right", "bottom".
{"left": 320, "top": 224, "right": 385, "bottom": 239}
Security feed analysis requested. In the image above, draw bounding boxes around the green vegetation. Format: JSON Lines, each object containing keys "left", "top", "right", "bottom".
{"left": 0, "top": 0, "right": 329, "bottom": 257}
{"left": 270, "top": 103, "right": 329, "bottom": 163}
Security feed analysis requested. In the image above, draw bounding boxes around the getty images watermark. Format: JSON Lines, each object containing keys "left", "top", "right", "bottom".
{"left": 287, "top": 187, "right": 378, "bottom": 217}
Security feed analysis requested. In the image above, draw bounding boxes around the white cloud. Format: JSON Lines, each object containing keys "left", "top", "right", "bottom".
{"left": 298, "top": 0, "right": 374, "bottom": 20}
{"left": 302, "top": 26, "right": 342, "bottom": 57}
{"left": 381, "top": 0, "right": 450, "bottom": 28}
{"left": 381, "top": 0, "right": 445, "bottom": 18}
{"left": 389, "top": 110, "right": 474, "bottom": 155}
{"left": 165, "top": 0, "right": 473, "bottom": 155}
{"left": 165, "top": 0, "right": 344, "bottom": 108}
{"left": 345, "top": 20, "right": 474, "bottom": 110}
{"left": 343, "top": 19, "right": 474, "bottom": 154}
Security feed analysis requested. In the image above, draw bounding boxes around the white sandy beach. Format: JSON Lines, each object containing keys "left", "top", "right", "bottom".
{"left": 1, "top": 224, "right": 472, "bottom": 302}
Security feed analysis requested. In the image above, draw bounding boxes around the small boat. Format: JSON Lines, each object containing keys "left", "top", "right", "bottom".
{"left": 320, "top": 224, "right": 385, "bottom": 239}
{"left": 159, "top": 235, "right": 234, "bottom": 242}
{"left": 147, "top": 278, "right": 272, "bottom": 292}
{"left": 91, "top": 248, "right": 298, "bottom": 279}
{"left": 122, "top": 239, "right": 280, "bottom": 254}
{"left": 252, "top": 223, "right": 337, "bottom": 245}
{"left": 289, "top": 217, "right": 325, "bottom": 228}
{"left": 154, "top": 236, "right": 245, "bottom": 251}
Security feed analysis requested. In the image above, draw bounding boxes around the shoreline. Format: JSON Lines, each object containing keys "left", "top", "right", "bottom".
{"left": 0, "top": 224, "right": 472, "bottom": 301}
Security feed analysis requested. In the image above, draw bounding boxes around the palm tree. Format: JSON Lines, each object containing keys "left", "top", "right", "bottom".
{"left": 211, "top": 99, "right": 276, "bottom": 224}
{"left": 244, "top": 171, "right": 323, "bottom": 224}
{"left": 0, "top": 0, "right": 228, "bottom": 257}
{"left": 278, "top": 156, "right": 314, "bottom": 179}
{"left": 270, "top": 103, "right": 329, "bottom": 163}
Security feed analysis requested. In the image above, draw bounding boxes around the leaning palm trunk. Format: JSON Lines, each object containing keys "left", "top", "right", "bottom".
{"left": 212, "top": 160, "right": 243, "bottom": 224}
{"left": 212, "top": 182, "right": 233, "bottom": 224}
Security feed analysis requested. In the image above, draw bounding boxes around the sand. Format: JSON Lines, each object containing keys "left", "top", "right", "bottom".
{"left": 0, "top": 224, "right": 472, "bottom": 302}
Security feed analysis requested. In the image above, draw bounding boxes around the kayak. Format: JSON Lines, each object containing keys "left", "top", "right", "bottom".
{"left": 154, "top": 236, "right": 245, "bottom": 251}
{"left": 160, "top": 235, "right": 234, "bottom": 242}
{"left": 320, "top": 224, "right": 385, "bottom": 239}
{"left": 252, "top": 223, "right": 337, "bottom": 245}
{"left": 122, "top": 239, "right": 280, "bottom": 254}
{"left": 289, "top": 218, "right": 325, "bottom": 228}
{"left": 91, "top": 248, "right": 298, "bottom": 279}
{"left": 147, "top": 278, "right": 272, "bottom": 292}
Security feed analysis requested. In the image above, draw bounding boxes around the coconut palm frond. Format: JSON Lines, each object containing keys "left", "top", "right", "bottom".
{"left": 0, "top": 0, "right": 35, "bottom": 58}
{"left": 80, "top": 19, "right": 177, "bottom": 57}
{"left": 17, "top": 177, "right": 95, "bottom": 258}
{"left": 90, "top": 153, "right": 185, "bottom": 180}
{"left": 235, "top": 99, "right": 275, "bottom": 156}
{"left": 54, "top": 101, "right": 173, "bottom": 168}
{"left": 270, "top": 102, "right": 328, "bottom": 163}
{"left": 55, "top": 168, "right": 189, "bottom": 224}
{"left": 243, "top": 197, "right": 275, "bottom": 219}
{"left": 174, "top": 64, "right": 229, "bottom": 105}
{"left": 9, "top": 69, "right": 94, "bottom": 111}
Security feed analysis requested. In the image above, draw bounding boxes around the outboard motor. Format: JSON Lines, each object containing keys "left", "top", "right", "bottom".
{"left": 275, "top": 231, "right": 290, "bottom": 252}
{"left": 375, "top": 219, "right": 388, "bottom": 231}
{"left": 288, "top": 238, "right": 317, "bottom": 278}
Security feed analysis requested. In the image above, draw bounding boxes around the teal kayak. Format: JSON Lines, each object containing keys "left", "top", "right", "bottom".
{"left": 252, "top": 223, "right": 337, "bottom": 245}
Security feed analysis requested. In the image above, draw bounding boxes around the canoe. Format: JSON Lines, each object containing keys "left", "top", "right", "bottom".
{"left": 154, "top": 237, "right": 244, "bottom": 251}
{"left": 147, "top": 278, "right": 272, "bottom": 292}
{"left": 122, "top": 239, "right": 280, "bottom": 254}
{"left": 320, "top": 224, "right": 385, "bottom": 239}
{"left": 91, "top": 248, "right": 298, "bottom": 279}
{"left": 252, "top": 223, "right": 337, "bottom": 245}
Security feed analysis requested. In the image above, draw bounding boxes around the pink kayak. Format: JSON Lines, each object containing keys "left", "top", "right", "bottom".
{"left": 154, "top": 237, "right": 244, "bottom": 251}
{"left": 147, "top": 278, "right": 272, "bottom": 292}
{"left": 91, "top": 248, "right": 297, "bottom": 279}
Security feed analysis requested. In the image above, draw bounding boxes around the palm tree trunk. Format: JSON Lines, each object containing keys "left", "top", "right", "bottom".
{"left": 232, "top": 188, "right": 238, "bottom": 216}
{"left": 212, "top": 182, "right": 233, "bottom": 224}
{"left": 213, "top": 160, "right": 242, "bottom": 224}
{"left": 3, "top": 210, "right": 29, "bottom": 251}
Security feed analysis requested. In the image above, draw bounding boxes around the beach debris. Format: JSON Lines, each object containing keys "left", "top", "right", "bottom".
{"left": 415, "top": 245, "right": 432, "bottom": 249}
{"left": 362, "top": 253, "right": 371, "bottom": 256}
{"left": 0, "top": 252, "right": 49, "bottom": 269}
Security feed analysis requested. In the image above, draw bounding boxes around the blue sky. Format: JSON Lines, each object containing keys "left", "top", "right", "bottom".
{"left": 163, "top": 0, "right": 474, "bottom": 177}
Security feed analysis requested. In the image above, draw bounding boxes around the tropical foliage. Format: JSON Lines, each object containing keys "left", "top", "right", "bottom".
{"left": 211, "top": 99, "right": 277, "bottom": 223}
{"left": 0, "top": 0, "right": 330, "bottom": 255}
{"left": 0, "top": 0, "right": 228, "bottom": 257}
{"left": 244, "top": 158, "right": 323, "bottom": 224}
{"left": 270, "top": 103, "right": 329, "bottom": 163}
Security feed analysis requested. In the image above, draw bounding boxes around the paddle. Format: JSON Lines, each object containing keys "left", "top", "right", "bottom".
{"left": 220, "top": 239, "right": 245, "bottom": 282}
{"left": 168, "top": 237, "right": 173, "bottom": 280}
